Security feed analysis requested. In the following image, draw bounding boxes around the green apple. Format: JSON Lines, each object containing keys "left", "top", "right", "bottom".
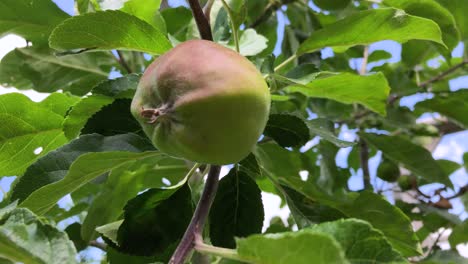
{"left": 377, "top": 157, "right": 400, "bottom": 182}
{"left": 131, "top": 40, "right": 270, "bottom": 165}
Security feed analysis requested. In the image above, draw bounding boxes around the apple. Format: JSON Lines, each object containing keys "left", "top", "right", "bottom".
{"left": 377, "top": 157, "right": 400, "bottom": 182}
{"left": 131, "top": 40, "right": 270, "bottom": 165}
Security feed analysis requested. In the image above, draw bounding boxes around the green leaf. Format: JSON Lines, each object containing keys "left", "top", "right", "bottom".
{"left": 313, "top": 0, "right": 351, "bottom": 10}
{"left": 49, "top": 10, "right": 172, "bottom": 55}
{"left": 19, "top": 152, "right": 159, "bottom": 215}
{"left": 254, "top": 143, "right": 421, "bottom": 256}
{"left": 63, "top": 95, "right": 114, "bottom": 139}
{"left": 121, "top": 0, "right": 165, "bottom": 33}
{"left": 286, "top": 72, "right": 391, "bottom": 116}
{"left": 107, "top": 247, "right": 158, "bottom": 264}
{"left": 161, "top": 7, "right": 192, "bottom": 40}
{"left": 63, "top": 74, "right": 140, "bottom": 139}
{"left": 422, "top": 250, "right": 468, "bottom": 264}
{"left": 116, "top": 185, "right": 193, "bottom": 259}
{"left": 0, "top": 93, "right": 68, "bottom": 177}
{"left": 310, "top": 219, "right": 406, "bottom": 263}
{"left": 92, "top": 73, "right": 140, "bottom": 97}
{"left": 64, "top": 223, "right": 88, "bottom": 252}
{"left": 383, "top": 0, "right": 460, "bottom": 51}
{"left": 368, "top": 50, "right": 393, "bottom": 63}
{"left": 81, "top": 163, "right": 142, "bottom": 241}
{"left": 37, "top": 93, "right": 80, "bottom": 117}
{"left": 96, "top": 220, "right": 122, "bottom": 246}
{"left": 236, "top": 230, "right": 348, "bottom": 264}
{"left": 415, "top": 90, "right": 468, "bottom": 129}
{"left": 298, "top": 8, "right": 444, "bottom": 55}
{"left": 0, "top": 0, "right": 69, "bottom": 43}
{"left": 0, "top": 207, "right": 77, "bottom": 264}
{"left": 81, "top": 155, "right": 189, "bottom": 242}
{"left": 80, "top": 99, "right": 142, "bottom": 137}
{"left": 238, "top": 29, "right": 268, "bottom": 56}
{"left": 11, "top": 133, "right": 154, "bottom": 203}
{"left": 209, "top": 168, "right": 264, "bottom": 248}
{"left": 437, "top": 159, "right": 461, "bottom": 176}
{"left": 282, "top": 185, "right": 345, "bottom": 228}
{"left": 436, "top": 0, "right": 468, "bottom": 41}
{"left": 361, "top": 133, "right": 449, "bottom": 185}
{"left": 339, "top": 192, "right": 421, "bottom": 257}
{"left": 449, "top": 220, "right": 468, "bottom": 247}
{"left": 263, "top": 114, "right": 310, "bottom": 148}
{"left": 307, "top": 119, "right": 355, "bottom": 147}
{"left": 0, "top": 47, "right": 113, "bottom": 95}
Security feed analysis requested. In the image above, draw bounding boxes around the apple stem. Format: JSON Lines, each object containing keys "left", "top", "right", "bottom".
{"left": 187, "top": 0, "right": 213, "bottom": 41}
{"left": 169, "top": 165, "right": 221, "bottom": 264}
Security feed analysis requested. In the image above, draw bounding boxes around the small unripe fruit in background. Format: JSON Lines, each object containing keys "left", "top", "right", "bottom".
{"left": 377, "top": 157, "right": 400, "bottom": 182}
{"left": 131, "top": 40, "right": 271, "bottom": 165}
{"left": 398, "top": 175, "right": 416, "bottom": 191}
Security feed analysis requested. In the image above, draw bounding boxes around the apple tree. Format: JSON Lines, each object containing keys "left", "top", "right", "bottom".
{"left": 0, "top": 0, "right": 468, "bottom": 263}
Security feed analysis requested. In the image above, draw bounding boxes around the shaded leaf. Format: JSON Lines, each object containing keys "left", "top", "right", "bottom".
{"left": 361, "top": 133, "right": 449, "bottom": 185}
{"left": 210, "top": 168, "right": 264, "bottom": 248}
{"left": 264, "top": 114, "right": 310, "bottom": 148}
{"left": 0, "top": 0, "right": 69, "bottom": 43}
{"left": 116, "top": 185, "right": 193, "bottom": 260}
{"left": 0, "top": 47, "right": 113, "bottom": 95}
{"left": 416, "top": 90, "right": 468, "bottom": 129}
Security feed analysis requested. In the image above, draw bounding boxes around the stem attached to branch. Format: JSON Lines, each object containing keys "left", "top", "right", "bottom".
{"left": 169, "top": 165, "right": 221, "bottom": 264}
{"left": 187, "top": 0, "right": 213, "bottom": 41}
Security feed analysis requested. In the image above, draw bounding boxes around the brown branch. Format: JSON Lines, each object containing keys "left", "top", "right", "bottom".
{"left": 444, "top": 184, "right": 468, "bottom": 200}
{"left": 359, "top": 139, "right": 371, "bottom": 190}
{"left": 115, "top": 50, "right": 132, "bottom": 74}
{"left": 248, "top": 0, "right": 296, "bottom": 28}
{"left": 419, "top": 60, "right": 468, "bottom": 88}
{"left": 188, "top": 0, "right": 213, "bottom": 40}
{"left": 89, "top": 240, "right": 107, "bottom": 251}
{"left": 169, "top": 165, "right": 221, "bottom": 264}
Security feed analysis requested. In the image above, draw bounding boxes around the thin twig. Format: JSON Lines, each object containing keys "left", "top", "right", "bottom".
{"left": 248, "top": 0, "right": 297, "bottom": 28}
{"left": 419, "top": 60, "right": 468, "bottom": 88}
{"left": 115, "top": 50, "right": 132, "bottom": 74}
{"left": 444, "top": 184, "right": 468, "bottom": 200}
{"left": 187, "top": 0, "right": 213, "bottom": 40}
{"left": 169, "top": 166, "right": 221, "bottom": 264}
{"left": 274, "top": 54, "right": 298, "bottom": 72}
{"left": 89, "top": 240, "right": 107, "bottom": 251}
{"left": 359, "top": 46, "right": 369, "bottom": 75}
{"left": 203, "top": 0, "right": 216, "bottom": 23}
{"left": 425, "top": 228, "right": 445, "bottom": 258}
